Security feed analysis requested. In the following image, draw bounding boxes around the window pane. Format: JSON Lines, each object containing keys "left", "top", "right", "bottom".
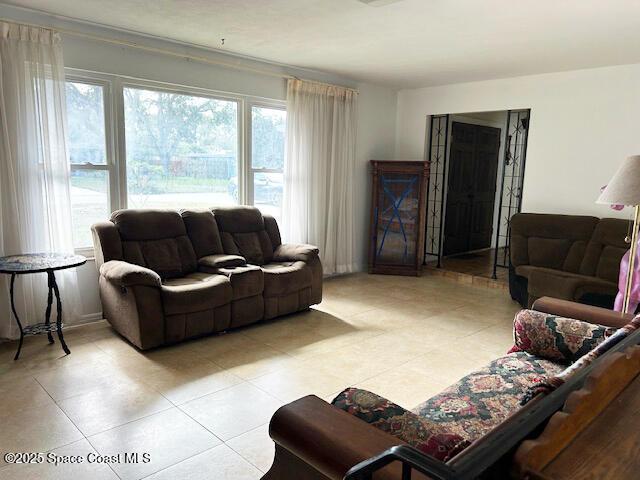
{"left": 70, "top": 170, "right": 109, "bottom": 248}
{"left": 253, "top": 172, "right": 283, "bottom": 222}
{"left": 124, "top": 87, "right": 238, "bottom": 209}
{"left": 251, "top": 106, "right": 286, "bottom": 169}
{"left": 66, "top": 82, "right": 107, "bottom": 165}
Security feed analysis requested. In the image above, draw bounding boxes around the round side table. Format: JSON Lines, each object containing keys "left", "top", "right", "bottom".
{"left": 0, "top": 253, "right": 87, "bottom": 360}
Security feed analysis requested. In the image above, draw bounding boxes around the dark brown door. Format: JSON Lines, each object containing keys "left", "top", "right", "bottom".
{"left": 444, "top": 122, "right": 501, "bottom": 256}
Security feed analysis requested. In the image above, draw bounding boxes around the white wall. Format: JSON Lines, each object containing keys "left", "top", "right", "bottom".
{"left": 396, "top": 63, "right": 640, "bottom": 223}
{"left": 0, "top": 5, "right": 398, "bottom": 322}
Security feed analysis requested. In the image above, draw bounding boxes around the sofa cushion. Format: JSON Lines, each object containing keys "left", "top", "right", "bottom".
{"left": 262, "top": 261, "right": 312, "bottom": 296}
{"left": 332, "top": 388, "right": 470, "bottom": 462}
{"left": 161, "top": 273, "right": 232, "bottom": 315}
{"left": 579, "top": 218, "right": 629, "bottom": 281}
{"left": 233, "top": 232, "right": 268, "bottom": 265}
{"left": 214, "top": 265, "right": 264, "bottom": 300}
{"left": 510, "top": 309, "right": 616, "bottom": 364}
{"left": 411, "top": 352, "right": 564, "bottom": 444}
{"left": 112, "top": 209, "right": 198, "bottom": 279}
{"left": 527, "top": 267, "right": 617, "bottom": 302}
{"left": 212, "top": 206, "right": 265, "bottom": 233}
{"left": 212, "top": 207, "right": 275, "bottom": 265}
{"left": 510, "top": 213, "right": 599, "bottom": 271}
{"left": 181, "top": 210, "right": 224, "bottom": 258}
{"left": 112, "top": 209, "right": 186, "bottom": 240}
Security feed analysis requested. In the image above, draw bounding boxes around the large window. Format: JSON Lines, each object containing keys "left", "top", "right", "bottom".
{"left": 250, "top": 105, "right": 286, "bottom": 223}
{"left": 65, "top": 80, "right": 111, "bottom": 250}
{"left": 123, "top": 87, "right": 238, "bottom": 209}
{"left": 64, "top": 72, "right": 285, "bottom": 254}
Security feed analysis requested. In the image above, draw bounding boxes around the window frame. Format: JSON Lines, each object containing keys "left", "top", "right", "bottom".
{"left": 245, "top": 100, "right": 287, "bottom": 211}
{"left": 65, "top": 68, "right": 285, "bottom": 256}
{"left": 65, "top": 72, "right": 118, "bottom": 257}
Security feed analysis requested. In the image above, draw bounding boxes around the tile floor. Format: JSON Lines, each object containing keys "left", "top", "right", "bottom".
{"left": 0, "top": 272, "right": 521, "bottom": 480}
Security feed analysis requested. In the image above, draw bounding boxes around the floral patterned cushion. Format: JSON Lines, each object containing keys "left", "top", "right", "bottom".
{"left": 332, "top": 388, "right": 470, "bottom": 461}
{"left": 410, "top": 352, "right": 564, "bottom": 443}
{"left": 509, "top": 310, "right": 616, "bottom": 364}
{"left": 332, "top": 352, "right": 564, "bottom": 460}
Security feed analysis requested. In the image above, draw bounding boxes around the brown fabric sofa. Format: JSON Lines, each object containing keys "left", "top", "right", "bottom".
{"left": 509, "top": 213, "right": 629, "bottom": 308}
{"left": 91, "top": 206, "right": 322, "bottom": 349}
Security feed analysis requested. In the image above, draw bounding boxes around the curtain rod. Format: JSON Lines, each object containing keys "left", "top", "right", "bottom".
{"left": 0, "top": 17, "right": 359, "bottom": 94}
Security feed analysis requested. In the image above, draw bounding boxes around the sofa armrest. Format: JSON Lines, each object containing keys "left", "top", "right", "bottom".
{"left": 273, "top": 243, "right": 319, "bottom": 262}
{"left": 100, "top": 260, "right": 161, "bottom": 288}
{"left": 532, "top": 297, "right": 632, "bottom": 328}
{"left": 266, "top": 395, "right": 430, "bottom": 480}
{"left": 198, "top": 254, "right": 246, "bottom": 269}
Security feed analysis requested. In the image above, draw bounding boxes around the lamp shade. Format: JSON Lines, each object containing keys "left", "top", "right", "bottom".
{"left": 597, "top": 155, "right": 640, "bottom": 206}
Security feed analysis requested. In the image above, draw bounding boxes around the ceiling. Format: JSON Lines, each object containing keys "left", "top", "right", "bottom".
{"left": 4, "top": 0, "right": 640, "bottom": 88}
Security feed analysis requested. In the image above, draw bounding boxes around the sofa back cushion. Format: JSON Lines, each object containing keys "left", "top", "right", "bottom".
{"left": 181, "top": 210, "right": 224, "bottom": 258}
{"left": 111, "top": 209, "right": 197, "bottom": 279}
{"left": 579, "top": 218, "right": 629, "bottom": 282}
{"left": 510, "top": 213, "right": 599, "bottom": 273}
{"left": 212, "top": 206, "right": 274, "bottom": 265}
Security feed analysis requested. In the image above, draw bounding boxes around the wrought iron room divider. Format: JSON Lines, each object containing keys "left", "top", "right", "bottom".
{"left": 424, "top": 114, "right": 449, "bottom": 268}
{"left": 423, "top": 110, "right": 530, "bottom": 277}
{"left": 492, "top": 109, "right": 530, "bottom": 278}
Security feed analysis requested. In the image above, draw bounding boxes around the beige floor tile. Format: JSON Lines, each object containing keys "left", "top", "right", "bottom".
{"left": 297, "top": 338, "right": 416, "bottom": 385}
{"left": 180, "top": 383, "right": 283, "bottom": 441}
{"left": 35, "top": 360, "right": 136, "bottom": 401}
{"left": 137, "top": 362, "right": 243, "bottom": 405}
{"left": 206, "top": 343, "right": 298, "bottom": 380}
{"left": 0, "top": 376, "right": 55, "bottom": 412}
{"left": 0, "top": 340, "right": 110, "bottom": 378}
{"left": 187, "top": 331, "right": 262, "bottom": 357}
{"left": 356, "top": 365, "right": 450, "bottom": 410}
{"left": 146, "top": 444, "right": 261, "bottom": 480}
{"left": 0, "top": 404, "right": 82, "bottom": 463}
{"left": 88, "top": 408, "right": 220, "bottom": 480}
{"left": 250, "top": 364, "right": 350, "bottom": 403}
{"left": 0, "top": 439, "right": 118, "bottom": 480}
{"left": 58, "top": 382, "right": 173, "bottom": 436}
{"left": 313, "top": 294, "right": 380, "bottom": 317}
{"left": 402, "top": 347, "right": 498, "bottom": 386}
{"left": 473, "top": 323, "right": 517, "bottom": 346}
{"left": 226, "top": 424, "right": 274, "bottom": 473}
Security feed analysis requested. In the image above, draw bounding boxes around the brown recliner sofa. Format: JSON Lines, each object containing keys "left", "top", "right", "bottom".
{"left": 91, "top": 206, "right": 322, "bottom": 349}
{"left": 509, "top": 213, "right": 628, "bottom": 308}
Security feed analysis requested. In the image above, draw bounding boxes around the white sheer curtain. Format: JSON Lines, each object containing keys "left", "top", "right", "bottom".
{"left": 0, "top": 22, "right": 80, "bottom": 340}
{"left": 283, "top": 79, "right": 357, "bottom": 275}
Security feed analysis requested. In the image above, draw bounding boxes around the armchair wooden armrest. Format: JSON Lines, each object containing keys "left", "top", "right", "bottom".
{"left": 532, "top": 297, "right": 632, "bottom": 329}
{"left": 263, "top": 395, "right": 430, "bottom": 480}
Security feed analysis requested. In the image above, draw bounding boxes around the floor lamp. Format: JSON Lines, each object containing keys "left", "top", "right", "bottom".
{"left": 597, "top": 155, "right": 640, "bottom": 314}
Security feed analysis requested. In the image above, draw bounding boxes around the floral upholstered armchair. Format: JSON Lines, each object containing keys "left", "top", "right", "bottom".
{"left": 262, "top": 298, "right": 632, "bottom": 480}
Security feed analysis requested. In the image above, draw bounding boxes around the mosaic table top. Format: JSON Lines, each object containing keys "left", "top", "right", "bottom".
{"left": 0, "top": 253, "right": 87, "bottom": 274}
